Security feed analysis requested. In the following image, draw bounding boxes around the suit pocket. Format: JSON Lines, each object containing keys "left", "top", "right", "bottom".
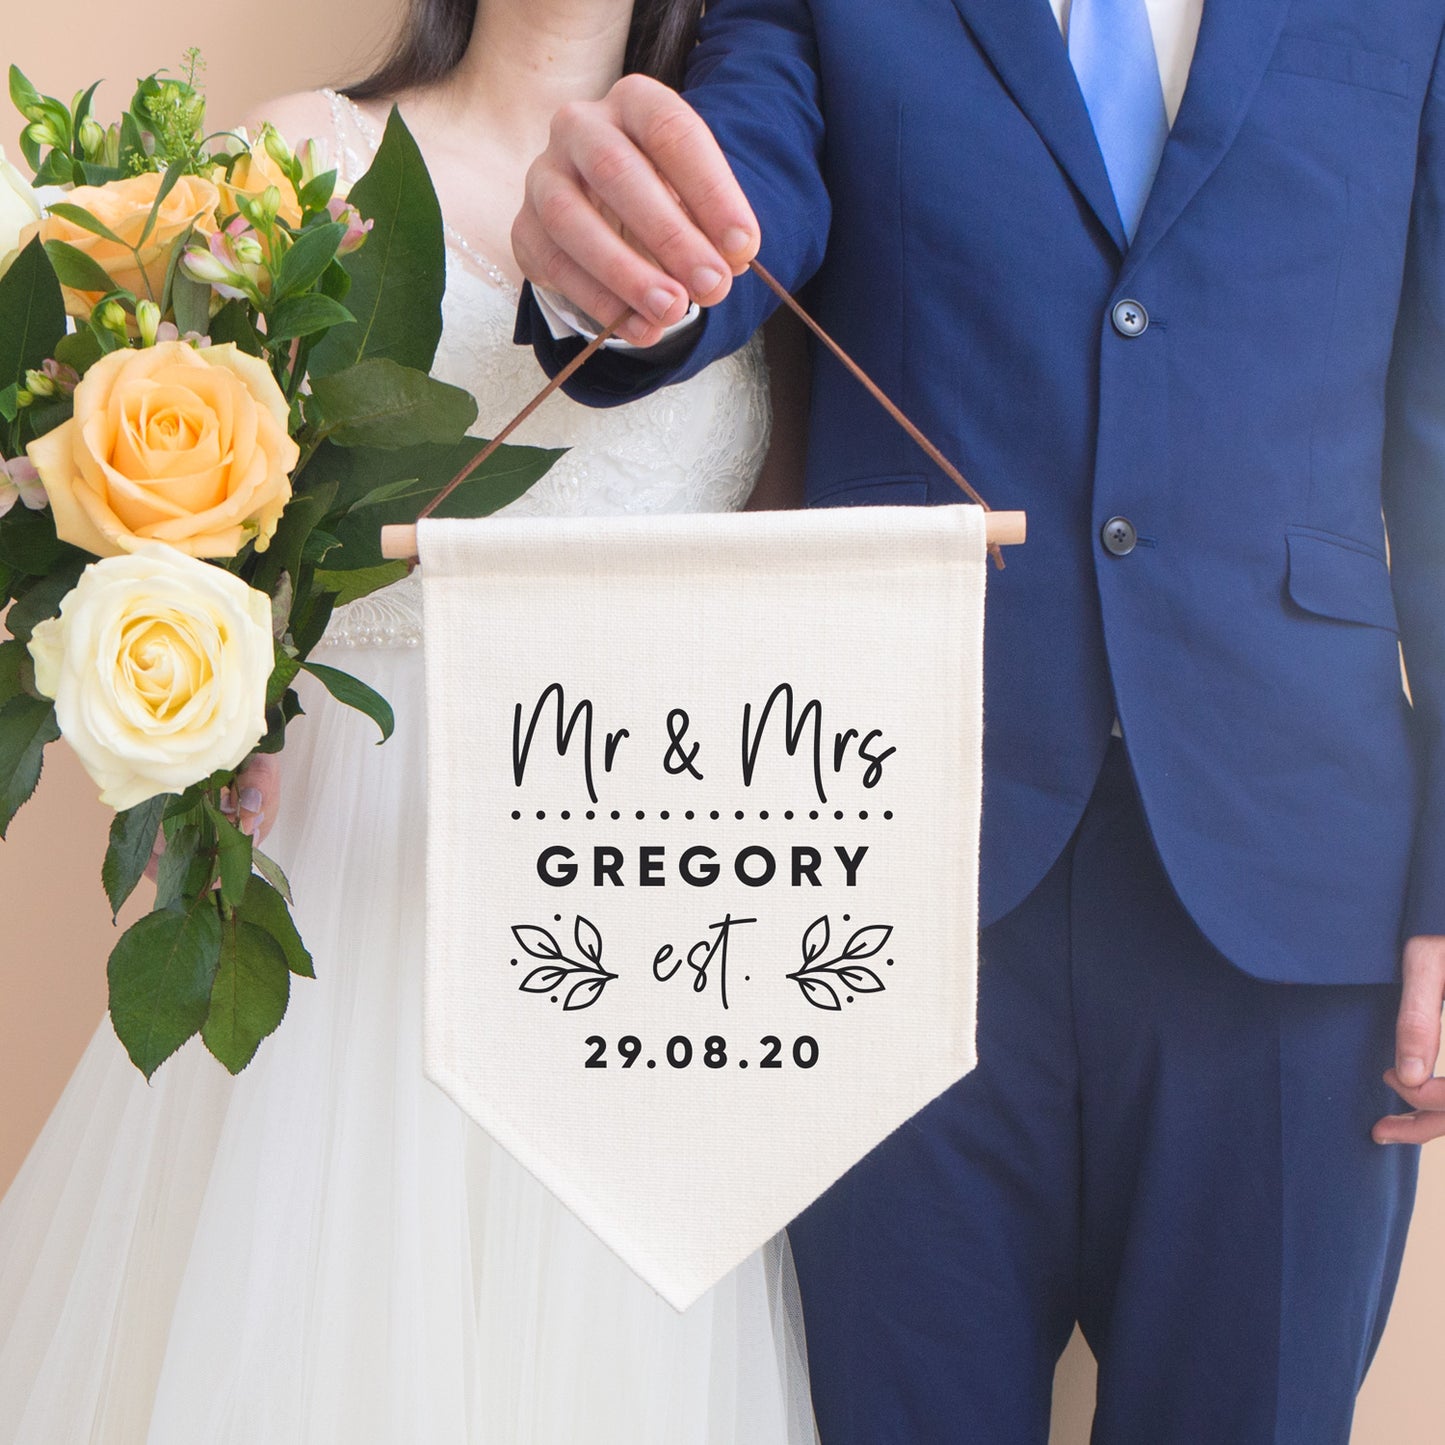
{"left": 808, "top": 473, "right": 930, "bottom": 508}
{"left": 1285, "top": 526, "right": 1400, "bottom": 632}
{"left": 1266, "top": 35, "right": 1410, "bottom": 98}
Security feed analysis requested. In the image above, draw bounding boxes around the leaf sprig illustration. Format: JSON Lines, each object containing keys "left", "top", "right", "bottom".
{"left": 512, "top": 915, "right": 617, "bottom": 1011}
{"left": 787, "top": 916, "right": 894, "bottom": 1011}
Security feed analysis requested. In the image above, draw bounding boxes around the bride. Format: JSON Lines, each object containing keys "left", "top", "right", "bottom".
{"left": 0, "top": 2, "right": 816, "bottom": 1441}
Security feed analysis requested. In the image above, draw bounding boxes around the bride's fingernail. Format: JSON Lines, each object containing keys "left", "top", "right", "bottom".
{"left": 721, "top": 227, "right": 753, "bottom": 257}
{"left": 239, "top": 785, "right": 263, "bottom": 813}
{"left": 691, "top": 266, "right": 724, "bottom": 298}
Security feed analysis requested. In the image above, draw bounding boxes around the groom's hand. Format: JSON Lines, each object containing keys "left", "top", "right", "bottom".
{"left": 1374, "top": 933, "right": 1445, "bottom": 1144}
{"left": 512, "top": 74, "right": 760, "bottom": 348}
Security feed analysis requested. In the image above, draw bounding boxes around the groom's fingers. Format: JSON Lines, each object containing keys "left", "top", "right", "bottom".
{"left": 607, "top": 76, "right": 759, "bottom": 271}
{"left": 517, "top": 74, "right": 759, "bottom": 328}
{"left": 519, "top": 163, "right": 690, "bottom": 331}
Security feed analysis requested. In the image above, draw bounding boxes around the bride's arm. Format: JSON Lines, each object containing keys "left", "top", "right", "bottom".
{"left": 744, "top": 309, "right": 810, "bottom": 512}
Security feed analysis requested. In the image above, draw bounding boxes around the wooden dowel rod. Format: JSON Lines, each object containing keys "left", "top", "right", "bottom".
{"left": 380, "top": 510, "right": 1026, "bottom": 562}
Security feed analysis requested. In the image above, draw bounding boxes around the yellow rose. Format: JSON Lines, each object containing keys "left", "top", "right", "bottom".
{"left": 215, "top": 141, "right": 302, "bottom": 229}
{"left": 26, "top": 340, "right": 299, "bottom": 560}
{"left": 27, "top": 540, "right": 275, "bottom": 810}
{"left": 21, "top": 170, "right": 220, "bottom": 318}
{"left": 0, "top": 142, "right": 42, "bottom": 281}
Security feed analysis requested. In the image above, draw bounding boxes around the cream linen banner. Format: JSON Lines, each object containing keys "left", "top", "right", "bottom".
{"left": 416, "top": 503, "right": 987, "bottom": 1310}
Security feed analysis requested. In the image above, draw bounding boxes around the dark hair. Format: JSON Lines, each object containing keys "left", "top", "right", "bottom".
{"left": 342, "top": 0, "right": 704, "bottom": 101}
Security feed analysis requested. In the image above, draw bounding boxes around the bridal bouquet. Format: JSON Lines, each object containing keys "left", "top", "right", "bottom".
{"left": 0, "top": 54, "right": 561, "bottom": 1079}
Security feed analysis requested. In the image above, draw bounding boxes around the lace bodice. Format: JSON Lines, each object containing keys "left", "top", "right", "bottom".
{"left": 309, "top": 88, "right": 771, "bottom": 649}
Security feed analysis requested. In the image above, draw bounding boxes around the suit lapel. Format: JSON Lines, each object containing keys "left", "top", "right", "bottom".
{"left": 1117, "top": 0, "right": 1294, "bottom": 285}
{"left": 946, "top": 0, "right": 1129, "bottom": 252}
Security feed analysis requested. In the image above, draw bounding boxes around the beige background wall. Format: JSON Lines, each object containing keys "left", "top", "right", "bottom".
{"left": 0, "top": 7, "right": 1440, "bottom": 1439}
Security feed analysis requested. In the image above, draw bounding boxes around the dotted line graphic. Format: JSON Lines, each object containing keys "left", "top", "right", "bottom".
{"left": 509, "top": 809, "right": 896, "bottom": 821}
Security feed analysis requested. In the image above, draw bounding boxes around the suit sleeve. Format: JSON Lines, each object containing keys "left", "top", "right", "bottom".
{"left": 1382, "top": 30, "right": 1445, "bottom": 939}
{"left": 513, "top": 0, "right": 830, "bottom": 405}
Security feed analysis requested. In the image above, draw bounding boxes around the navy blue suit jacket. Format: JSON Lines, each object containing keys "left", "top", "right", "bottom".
{"left": 517, "top": 0, "right": 1445, "bottom": 985}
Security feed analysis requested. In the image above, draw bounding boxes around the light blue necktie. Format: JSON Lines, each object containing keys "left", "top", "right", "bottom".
{"left": 1067, "top": 0, "right": 1170, "bottom": 242}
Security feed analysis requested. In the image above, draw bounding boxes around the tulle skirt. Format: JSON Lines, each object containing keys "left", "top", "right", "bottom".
{"left": 0, "top": 638, "right": 818, "bottom": 1445}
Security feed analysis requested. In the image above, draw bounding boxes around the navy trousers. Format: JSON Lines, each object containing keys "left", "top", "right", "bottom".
{"left": 785, "top": 738, "right": 1420, "bottom": 1444}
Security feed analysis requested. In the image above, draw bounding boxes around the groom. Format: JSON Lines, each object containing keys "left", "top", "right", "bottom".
{"left": 511, "top": 0, "right": 1445, "bottom": 1438}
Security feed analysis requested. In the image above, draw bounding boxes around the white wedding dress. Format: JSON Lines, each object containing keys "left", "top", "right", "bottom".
{"left": 0, "top": 89, "right": 817, "bottom": 1445}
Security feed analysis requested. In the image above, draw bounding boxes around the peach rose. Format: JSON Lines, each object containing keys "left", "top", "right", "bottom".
{"left": 22, "top": 170, "right": 220, "bottom": 318}
{"left": 215, "top": 139, "right": 302, "bottom": 230}
{"left": 25, "top": 340, "right": 298, "bottom": 560}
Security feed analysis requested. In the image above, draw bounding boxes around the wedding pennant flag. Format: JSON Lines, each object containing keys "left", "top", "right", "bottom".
{"left": 416, "top": 503, "right": 987, "bottom": 1310}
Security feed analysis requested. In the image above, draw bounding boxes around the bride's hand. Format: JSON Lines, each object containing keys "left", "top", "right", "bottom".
{"left": 511, "top": 73, "right": 760, "bottom": 348}
{"left": 141, "top": 750, "right": 283, "bottom": 887}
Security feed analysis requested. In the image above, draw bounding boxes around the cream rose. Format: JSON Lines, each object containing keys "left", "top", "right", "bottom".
{"left": 26, "top": 339, "right": 298, "bottom": 559}
{"left": 27, "top": 541, "right": 275, "bottom": 811}
{"left": 21, "top": 170, "right": 220, "bottom": 317}
{"left": 0, "top": 143, "right": 42, "bottom": 281}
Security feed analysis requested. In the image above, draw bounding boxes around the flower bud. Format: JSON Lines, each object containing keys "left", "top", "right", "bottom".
{"left": 37, "top": 358, "right": 79, "bottom": 396}
{"left": 22, "top": 368, "right": 56, "bottom": 398}
{"left": 78, "top": 117, "right": 106, "bottom": 160}
{"left": 0, "top": 454, "right": 47, "bottom": 519}
{"left": 96, "top": 300, "right": 128, "bottom": 338}
{"left": 327, "top": 196, "right": 373, "bottom": 256}
{"left": 25, "top": 118, "right": 64, "bottom": 150}
{"left": 14, "top": 388, "right": 32, "bottom": 408}
{"left": 262, "top": 124, "right": 293, "bottom": 171}
{"left": 296, "top": 138, "right": 326, "bottom": 189}
{"left": 136, "top": 300, "right": 162, "bottom": 348}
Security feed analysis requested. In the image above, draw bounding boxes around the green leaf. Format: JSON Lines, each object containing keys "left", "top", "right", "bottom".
{"left": 236, "top": 872, "right": 314, "bottom": 977}
{"left": 3, "top": 553, "right": 87, "bottom": 642}
{"left": 250, "top": 478, "right": 338, "bottom": 598}
{"left": 32, "top": 151, "right": 75, "bottom": 188}
{"left": 310, "top": 357, "right": 476, "bottom": 449}
{"left": 0, "top": 637, "right": 25, "bottom": 700}
{"left": 289, "top": 590, "right": 336, "bottom": 659}
{"left": 42, "top": 238, "right": 116, "bottom": 296}
{"left": 301, "top": 527, "right": 341, "bottom": 565}
{"left": 264, "top": 293, "right": 354, "bottom": 344}
{"left": 265, "top": 650, "right": 302, "bottom": 708}
{"left": 42, "top": 201, "right": 128, "bottom": 248}
{"left": 0, "top": 692, "right": 59, "bottom": 838}
{"left": 201, "top": 917, "right": 290, "bottom": 1073}
{"left": 153, "top": 816, "right": 201, "bottom": 912}
{"left": 8, "top": 65, "right": 43, "bottom": 118}
{"left": 107, "top": 893, "right": 223, "bottom": 1080}
{"left": 271, "top": 220, "right": 346, "bottom": 301}
{"left": 307, "top": 107, "right": 445, "bottom": 378}
{"left": 0, "top": 237, "right": 66, "bottom": 395}
{"left": 119, "top": 112, "right": 147, "bottom": 172}
{"left": 208, "top": 299, "right": 265, "bottom": 356}
{"left": 0, "top": 508, "right": 71, "bottom": 582}
{"left": 203, "top": 794, "right": 254, "bottom": 911}
{"left": 312, "top": 560, "right": 410, "bottom": 607}
{"left": 297, "top": 168, "right": 337, "bottom": 214}
{"left": 324, "top": 436, "right": 564, "bottom": 570}
{"left": 76, "top": 161, "right": 126, "bottom": 186}
{"left": 53, "top": 326, "right": 104, "bottom": 377}
{"left": 0, "top": 383, "right": 16, "bottom": 423}
{"left": 171, "top": 268, "right": 212, "bottom": 338}
{"left": 71, "top": 79, "right": 102, "bottom": 133}
{"left": 137, "top": 156, "right": 185, "bottom": 249}
{"left": 103, "top": 794, "right": 168, "bottom": 920}
{"left": 297, "top": 658, "right": 394, "bottom": 742}
{"left": 248, "top": 842, "right": 293, "bottom": 904}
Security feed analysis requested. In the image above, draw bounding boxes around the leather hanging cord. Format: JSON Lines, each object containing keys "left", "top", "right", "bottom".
{"left": 409, "top": 262, "right": 1004, "bottom": 571}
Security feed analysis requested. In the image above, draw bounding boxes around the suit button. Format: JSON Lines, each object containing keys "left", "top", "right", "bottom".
{"left": 1101, "top": 516, "right": 1138, "bottom": 555}
{"left": 1111, "top": 299, "right": 1148, "bottom": 337}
